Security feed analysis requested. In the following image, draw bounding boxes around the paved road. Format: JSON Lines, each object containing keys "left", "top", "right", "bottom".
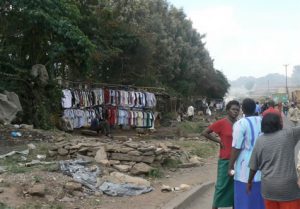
{"left": 186, "top": 115, "right": 299, "bottom": 209}
{"left": 185, "top": 184, "right": 230, "bottom": 209}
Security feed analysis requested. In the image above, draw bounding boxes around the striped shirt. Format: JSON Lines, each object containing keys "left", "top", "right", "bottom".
{"left": 232, "top": 116, "right": 262, "bottom": 183}
{"left": 249, "top": 127, "right": 300, "bottom": 201}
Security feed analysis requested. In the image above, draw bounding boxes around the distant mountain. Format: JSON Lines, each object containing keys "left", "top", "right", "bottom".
{"left": 230, "top": 73, "right": 287, "bottom": 89}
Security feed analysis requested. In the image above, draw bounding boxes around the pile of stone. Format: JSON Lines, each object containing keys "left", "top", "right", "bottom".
{"left": 48, "top": 137, "right": 192, "bottom": 175}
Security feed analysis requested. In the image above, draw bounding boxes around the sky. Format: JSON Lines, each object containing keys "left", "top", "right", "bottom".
{"left": 168, "top": 0, "right": 300, "bottom": 81}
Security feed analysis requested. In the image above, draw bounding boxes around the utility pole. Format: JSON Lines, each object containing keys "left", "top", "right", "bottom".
{"left": 268, "top": 80, "right": 270, "bottom": 96}
{"left": 283, "top": 64, "right": 289, "bottom": 99}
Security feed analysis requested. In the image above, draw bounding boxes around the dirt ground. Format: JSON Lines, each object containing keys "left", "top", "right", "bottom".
{"left": 0, "top": 157, "right": 218, "bottom": 209}
{"left": 0, "top": 117, "right": 219, "bottom": 209}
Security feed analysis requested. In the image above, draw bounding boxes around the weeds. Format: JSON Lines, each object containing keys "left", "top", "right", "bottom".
{"left": 0, "top": 202, "right": 14, "bottom": 209}
{"left": 175, "top": 140, "right": 217, "bottom": 158}
{"left": 177, "top": 121, "right": 206, "bottom": 136}
{"left": 147, "top": 168, "right": 164, "bottom": 178}
{"left": 162, "top": 158, "right": 182, "bottom": 169}
{"left": 18, "top": 203, "right": 64, "bottom": 209}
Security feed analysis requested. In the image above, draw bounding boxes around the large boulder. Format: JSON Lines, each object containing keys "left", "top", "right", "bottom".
{"left": 31, "top": 64, "right": 49, "bottom": 85}
{"left": 0, "top": 91, "right": 22, "bottom": 124}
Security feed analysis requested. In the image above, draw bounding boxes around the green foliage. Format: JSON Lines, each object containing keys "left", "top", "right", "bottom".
{"left": 176, "top": 140, "right": 217, "bottom": 158}
{"left": 162, "top": 158, "right": 182, "bottom": 168}
{"left": 147, "top": 168, "right": 164, "bottom": 178}
{"left": 0, "top": 0, "right": 231, "bottom": 127}
{"left": 0, "top": 202, "right": 14, "bottom": 209}
{"left": 178, "top": 121, "right": 206, "bottom": 135}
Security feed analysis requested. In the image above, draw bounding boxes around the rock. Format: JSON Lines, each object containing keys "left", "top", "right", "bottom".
{"left": 112, "top": 136, "right": 128, "bottom": 141}
{"left": 0, "top": 166, "right": 7, "bottom": 174}
{"left": 110, "top": 153, "right": 155, "bottom": 163}
{"left": 94, "top": 147, "right": 108, "bottom": 163}
{"left": 109, "top": 160, "right": 120, "bottom": 165}
{"left": 27, "top": 143, "right": 36, "bottom": 150}
{"left": 49, "top": 146, "right": 58, "bottom": 151}
{"left": 179, "top": 184, "right": 191, "bottom": 191}
{"left": 0, "top": 178, "right": 4, "bottom": 183}
{"left": 60, "top": 196, "right": 75, "bottom": 202}
{"left": 167, "top": 144, "right": 180, "bottom": 149}
{"left": 142, "top": 151, "right": 154, "bottom": 156}
{"left": 76, "top": 154, "right": 94, "bottom": 162}
{"left": 99, "top": 160, "right": 110, "bottom": 166}
{"left": 45, "top": 195, "right": 55, "bottom": 202}
{"left": 157, "top": 143, "right": 169, "bottom": 151}
{"left": 155, "top": 148, "right": 164, "bottom": 155}
{"left": 28, "top": 184, "right": 46, "bottom": 197}
{"left": 123, "top": 142, "right": 140, "bottom": 149}
{"left": 108, "top": 172, "right": 151, "bottom": 187}
{"left": 48, "top": 150, "right": 57, "bottom": 157}
{"left": 37, "top": 154, "right": 46, "bottom": 160}
{"left": 127, "top": 150, "right": 142, "bottom": 156}
{"left": 113, "top": 164, "right": 131, "bottom": 172}
{"left": 189, "top": 156, "right": 203, "bottom": 164}
{"left": 55, "top": 137, "right": 65, "bottom": 142}
{"left": 31, "top": 64, "right": 49, "bottom": 85}
{"left": 0, "top": 188, "right": 3, "bottom": 193}
{"left": 94, "top": 191, "right": 103, "bottom": 197}
{"left": 161, "top": 185, "right": 172, "bottom": 192}
{"left": 65, "top": 182, "right": 82, "bottom": 191}
{"left": 138, "top": 146, "right": 156, "bottom": 152}
{"left": 58, "top": 148, "right": 68, "bottom": 156}
{"left": 20, "top": 124, "right": 34, "bottom": 129}
{"left": 131, "top": 162, "right": 153, "bottom": 175}
{"left": 119, "top": 147, "right": 135, "bottom": 153}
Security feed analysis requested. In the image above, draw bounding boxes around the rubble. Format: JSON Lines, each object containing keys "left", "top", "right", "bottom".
{"left": 50, "top": 138, "right": 189, "bottom": 172}
{"left": 28, "top": 184, "right": 46, "bottom": 197}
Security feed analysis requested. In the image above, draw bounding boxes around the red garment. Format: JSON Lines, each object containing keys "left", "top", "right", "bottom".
{"left": 104, "top": 88, "right": 110, "bottom": 104}
{"left": 262, "top": 107, "right": 281, "bottom": 117}
{"left": 208, "top": 118, "right": 233, "bottom": 159}
{"left": 262, "top": 107, "right": 283, "bottom": 125}
{"left": 264, "top": 199, "right": 300, "bottom": 209}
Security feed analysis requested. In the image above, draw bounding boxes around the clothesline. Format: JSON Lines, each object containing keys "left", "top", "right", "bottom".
{"left": 60, "top": 79, "right": 166, "bottom": 92}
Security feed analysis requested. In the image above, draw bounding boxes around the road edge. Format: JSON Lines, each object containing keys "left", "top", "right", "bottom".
{"left": 163, "top": 181, "right": 215, "bottom": 209}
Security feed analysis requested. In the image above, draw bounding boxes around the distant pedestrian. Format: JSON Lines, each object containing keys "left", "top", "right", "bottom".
{"left": 228, "top": 98, "right": 265, "bottom": 209}
{"left": 202, "top": 100, "right": 240, "bottom": 209}
{"left": 187, "top": 105, "right": 195, "bottom": 121}
{"left": 248, "top": 113, "right": 300, "bottom": 209}
{"left": 255, "top": 101, "right": 261, "bottom": 116}
{"left": 262, "top": 100, "right": 282, "bottom": 125}
{"left": 288, "top": 103, "right": 299, "bottom": 126}
{"left": 283, "top": 102, "right": 289, "bottom": 116}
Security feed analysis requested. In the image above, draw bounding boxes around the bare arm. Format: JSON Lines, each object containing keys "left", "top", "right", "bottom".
{"left": 228, "top": 147, "right": 241, "bottom": 175}
{"left": 247, "top": 169, "right": 257, "bottom": 193}
{"left": 201, "top": 127, "right": 223, "bottom": 147}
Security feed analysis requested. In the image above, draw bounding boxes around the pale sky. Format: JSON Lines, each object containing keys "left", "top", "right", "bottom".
{"left": 168, "top": 0, "right": 300, "bottom": 81}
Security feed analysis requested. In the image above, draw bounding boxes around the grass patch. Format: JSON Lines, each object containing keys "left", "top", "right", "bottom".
{"left": 0, "top": 157, "right": 31, "bottom": 174}
{"left": 0, "top": 142, "right": 54, "bottom": 174}
{"left": 18, "top": 203, "right": 64, "bottom": 209}
{"left": 40, "top": 163, "right": 59, "bottom": 172}
{"left": 162, "top": 158, "right": 182, "bottom": 169}
{"left": 147, "top": 168, "right": 164, "bottom": 178}
{"left": 177, "top": 121, "right": 206, "bottom": 136}
{"left": 175, "top": 140, "right": 217, "bottom": 158}
{"left": 0, "top": 202, "right": 14, "bottom": 209}
{"left": 89, "top": 199, "right": 102, "bottom": 207}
